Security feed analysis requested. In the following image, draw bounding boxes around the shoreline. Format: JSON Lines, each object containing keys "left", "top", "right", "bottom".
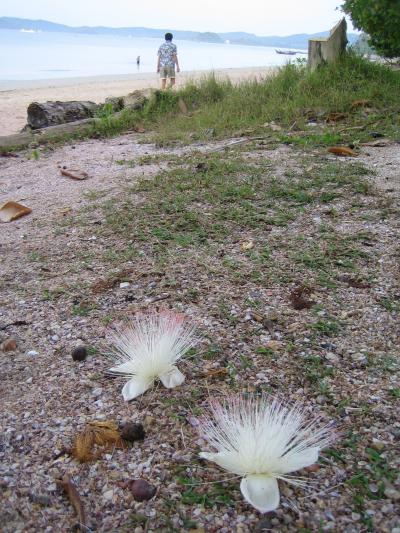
{"left": 0, "top": 66, "right": 275, "bottom": 136}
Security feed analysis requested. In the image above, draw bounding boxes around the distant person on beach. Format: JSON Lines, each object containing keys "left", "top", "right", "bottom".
{"left": 157, "top": 33, "right": 180, "bottom": 89}
{"left": 136, "top": 55, "right": 140, "bottom": 67}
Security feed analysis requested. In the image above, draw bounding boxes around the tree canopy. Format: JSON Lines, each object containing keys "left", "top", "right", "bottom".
{"left": 342, "top": 0, "right": 400, "bottom": 58}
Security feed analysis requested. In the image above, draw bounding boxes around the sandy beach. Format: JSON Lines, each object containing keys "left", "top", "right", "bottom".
{"left": 0, "top": 66, "right": 274, "bottom": 136}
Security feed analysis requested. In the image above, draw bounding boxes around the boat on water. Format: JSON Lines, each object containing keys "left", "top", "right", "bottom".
{"left": 275, "top": 49, "right": 297, "bottom": 55}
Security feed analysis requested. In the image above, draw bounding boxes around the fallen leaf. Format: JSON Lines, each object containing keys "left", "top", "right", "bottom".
{"left": 0, "top": 201, "right": 32, "bottom": 223}
{"left": 265, "top": 340, "right": 282, "bottom": 351}
{"left": 1, "top": 339, "right": 17, "bottom": 352}
{"left": 327, "top": 146, "right": 357, "bottom": 157}
{"left": 60, "top": 169, "right": 89, "bottom": 180}
{"left": 250, "top": 312, "right": 264, "bottom": 323}
{"left": 241, "top": 241, "right": 254, "bottom": 250}
{"left": 203, "top": 368, "right": 228, "bottom": 378}
{"left": 0, "top": 152, "right": 19, "bottom": 158}
{"left": 178, "top": 98, "right": 188, "bottom": 114}
{"left": 325, "top": 112, "right": 347, "bottom": 123}
{"left": 350, "top": 99, "right": 370, "bottom": 108}
{"left": 58, "top": 475, "right": 88, "bottom": 532}
{"left": 338, "top": 275, "right": 371, "bottom": 289}
{"left": 59, "top": 207, "right": 72, "bottom": 216}
{"left": 361, "top": 140, "right": 391, "bottom": 147}
{"left": 290, "top": 285, "right": 314, "bottom": 310}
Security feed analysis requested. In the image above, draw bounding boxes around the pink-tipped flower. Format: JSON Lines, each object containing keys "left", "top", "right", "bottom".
{"left": 198, "top": 395, "right": 335, "bottom": 513}
{"left": 109, "top": 311, "right": 198, "bottom": 401}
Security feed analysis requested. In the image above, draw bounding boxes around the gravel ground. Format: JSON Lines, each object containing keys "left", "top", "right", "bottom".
{"left": 0, "top": 134, "right": 399, "bottom": 533}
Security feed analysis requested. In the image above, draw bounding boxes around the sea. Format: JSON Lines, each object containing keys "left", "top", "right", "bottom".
{"left": 0, "top": 29, "right": 306, "bottom": 81}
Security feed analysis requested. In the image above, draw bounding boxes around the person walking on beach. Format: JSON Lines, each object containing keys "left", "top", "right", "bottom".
{"left": 136, "top": 55, "right": 140, "bottom": 67}
{"left": 157, "top": 33, "right": 180, "bottom": 89}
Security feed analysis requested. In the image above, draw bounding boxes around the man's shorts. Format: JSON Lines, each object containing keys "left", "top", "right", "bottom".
{"left": 159, "top": 66, "right": 176, "bottom": 79}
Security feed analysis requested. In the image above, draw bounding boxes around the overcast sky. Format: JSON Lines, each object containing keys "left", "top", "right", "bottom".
{"left": 1, "top": 0, "right": 353, "bottom": 35}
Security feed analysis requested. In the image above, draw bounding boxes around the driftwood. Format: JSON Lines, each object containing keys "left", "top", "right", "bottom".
{"left": 27, "top": 100, "right": 99, "bottom": 129}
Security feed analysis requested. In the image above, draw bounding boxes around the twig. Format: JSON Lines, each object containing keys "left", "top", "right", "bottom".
{"left": 204, "top": 136, "right": 273, "bottom": 154}
{"left": 0, "top": 320, "right": 30, "bottom": 330}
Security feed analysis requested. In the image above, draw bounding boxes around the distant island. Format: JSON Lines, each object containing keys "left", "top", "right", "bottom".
{"left": 0, "top": 17, "right": 358, "bottom": 49}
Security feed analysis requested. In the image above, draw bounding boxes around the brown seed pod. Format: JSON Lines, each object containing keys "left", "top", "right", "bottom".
{"left": 129, "top": 479, "right": 156, "bottom": 502}
{"left": 71, "top": 346, "right": 87, "bottom": 361}
{"left": 120, "top": 423, "right": 145, "bottom": 443}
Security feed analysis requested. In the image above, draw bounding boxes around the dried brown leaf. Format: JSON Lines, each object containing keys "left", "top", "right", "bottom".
{"left": 327, "top": 146, "right": 357, "bottom": 157}
{"left": 325, "top": 112, "right": 347, "bottom": 123}
{"left": 60, "top": 169, "right": 89, "bottom": 180}
{"left": 350, "top": 99, "right": 370, "bottom": 108}
{"left": 203, "top": 368, "right": 228, "bottom": 378}
{"left": 0, "top": 201, "right": 32, "bottom": 223}
{"left": 178, "top": 98, "right": 188, "bottom": 114}
{"left": 338, "top": 275, "right": 371, "bottom": 289}
{"left": 290, "top": 285, "right": 314, "bottom": 310}
{"left": 58, "top": 475, "right": 88, "bottom": 531}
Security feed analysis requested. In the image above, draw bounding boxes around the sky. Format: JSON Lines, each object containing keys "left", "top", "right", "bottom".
{"left": 1, "top": 0, "right": 353, "bottom": 36}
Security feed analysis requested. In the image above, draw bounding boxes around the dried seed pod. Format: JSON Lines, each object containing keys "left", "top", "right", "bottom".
{"left": 1, "top": 339, "right": 17, "bottom": 352}
{"left": 120, "top": 422, "right": 145, "bottom": 443}
{"left": 129, "top": 479, "right": 156, "bottom": 502}
{"left": 72, "top": 346, "right": 87, "bottom": 362}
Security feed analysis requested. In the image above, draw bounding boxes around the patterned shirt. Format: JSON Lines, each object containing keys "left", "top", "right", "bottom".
{"left": 158, "top": 42, "right": 177, "bottom": 67}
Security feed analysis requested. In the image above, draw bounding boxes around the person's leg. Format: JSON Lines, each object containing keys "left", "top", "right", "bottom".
{"left": 161, "top": 78, "right": 167, "bottom": 89}
{"left": 168, "top": 77, "right": 176, "bottom": 88}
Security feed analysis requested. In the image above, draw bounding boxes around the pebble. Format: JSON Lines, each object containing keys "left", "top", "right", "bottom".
{"left": 120, "top": 282, "right": 130, "bottom": 288}
{"left": 27, "top": 350, "right": 39, "bottom": 357}
{"left": 384, "top": 486, "right": 400, "bottom": 500}
{"left": 103, "top": 489, "right": 114, "bottom": 501}
{"left": 92, "top": 387, "right": 103, "bottom": 397}
{"left": 50, "top": 335, "right": 59, "bottom": 342}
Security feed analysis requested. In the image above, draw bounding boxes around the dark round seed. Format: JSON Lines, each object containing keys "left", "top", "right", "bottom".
{"left": 120, "top": 422, "right": 145, "bottom": 442}
{"left": 129, "top": 479, "right": 156, "bottom": 502}
{"left": 71, "top": 346, "right": 87, "bottom": 362}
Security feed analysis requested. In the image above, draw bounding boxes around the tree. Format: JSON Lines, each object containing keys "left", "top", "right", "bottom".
{"left": 342, "top": 0, "right": 400, "bottom": 58}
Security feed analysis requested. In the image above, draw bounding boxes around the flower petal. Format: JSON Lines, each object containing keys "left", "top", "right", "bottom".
{"left": 159, "top": 366, "right": 185, "bottom": 388}
{"left": 240, "top": 475, "right": 280, "bottom": 513}
{"left": 279, "top": 447, "right": 319, "bottom": 474}
{"left": 109, "top": 361, "right": 135, "bottom": 374}
{"left": 122, "top": 377, "right": 151, "bottom": 401}
{"left": 199, "top": 451, "right": 245, "bottom": 476}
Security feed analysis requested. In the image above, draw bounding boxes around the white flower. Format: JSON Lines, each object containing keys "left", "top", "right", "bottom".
{"left": 109, "top": 311, "right": 198, "bottom": 401}
{"left": 198, "top": 395, "right": 335, "bottom": 513}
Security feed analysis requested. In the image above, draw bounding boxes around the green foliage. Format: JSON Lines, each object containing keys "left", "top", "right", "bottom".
{"left": 342, "top": 0, "right": 400, "bottom": 57}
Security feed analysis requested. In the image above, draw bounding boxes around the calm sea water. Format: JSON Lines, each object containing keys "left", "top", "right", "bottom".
{"left": 0, "top": 29, "right": 305, "bottom": 81}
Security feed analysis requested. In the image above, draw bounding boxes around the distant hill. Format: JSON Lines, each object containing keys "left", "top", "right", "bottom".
{"left": 0, "top": 17, "right": 358, "bottom": 49}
